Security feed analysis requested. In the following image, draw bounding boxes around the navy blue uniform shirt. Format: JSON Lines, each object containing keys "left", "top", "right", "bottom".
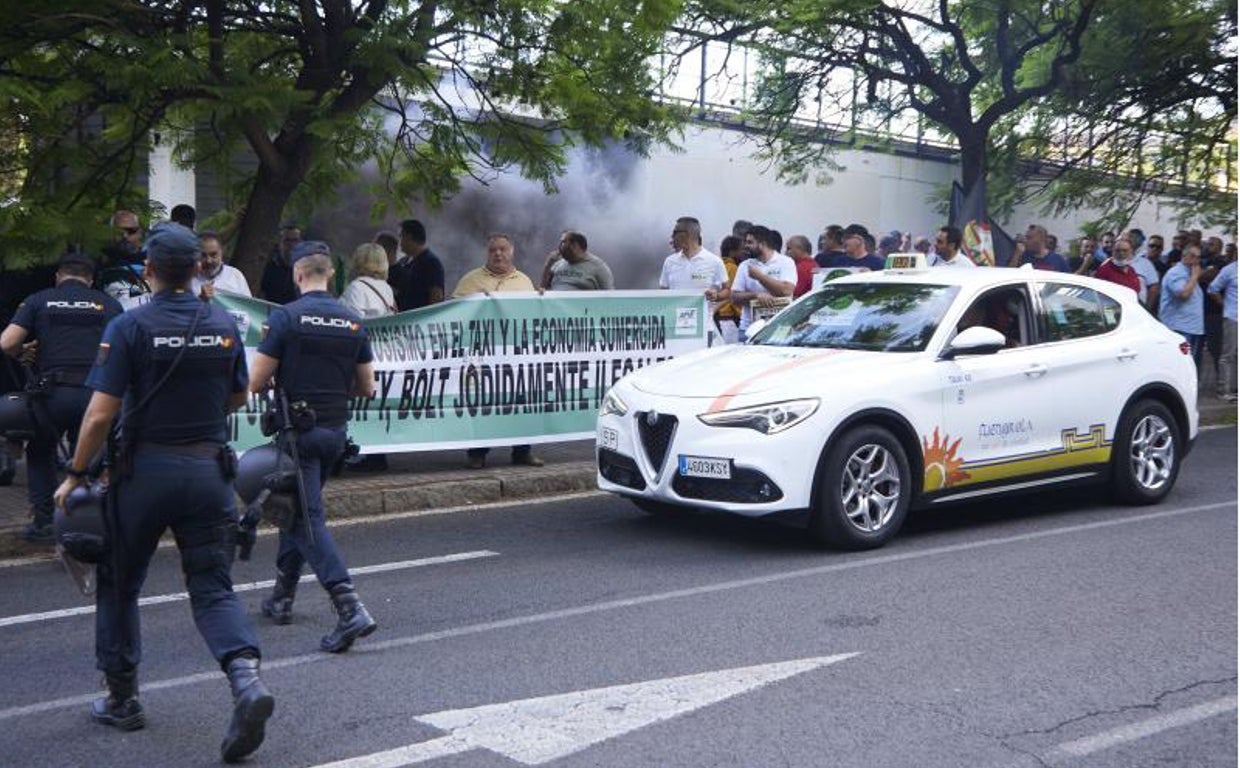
{"left": 87, "top": 290, "right": 247, "bottom": 445}
{"left": 258, "top": 290, "right": 372, "bottom": 428}
{"left": 12, "top": 281, "right": 123, "bottom": 378}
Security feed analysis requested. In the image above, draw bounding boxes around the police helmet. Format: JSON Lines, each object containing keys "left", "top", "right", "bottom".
{"left": 234, "top": 442, "right": 299, "bottom": 504}
{"left": 54, "top": 483, "right": 108, "bottom": 564}
{"left": 0, "top": 391, "right": 38, "bottom": 438}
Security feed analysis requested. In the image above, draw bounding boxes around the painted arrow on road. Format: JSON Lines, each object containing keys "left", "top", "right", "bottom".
{"left": 310, "top": 653, "right": 860, "bottom": 768}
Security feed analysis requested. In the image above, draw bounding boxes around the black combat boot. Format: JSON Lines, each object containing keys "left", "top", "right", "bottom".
{"left": 319, "top": 583, "right": 377, "bottom": 653}
{"left": 220, "top": 655, "right": 275, "bottom": 764}
{"left": 91, "top": 670, "right": 145, "bottom": 731}
{"left": 22, "top": 505, "right": 55, "bottom": 544}
{"left": 261, "top": 568, "right": 299, "bottom": 625}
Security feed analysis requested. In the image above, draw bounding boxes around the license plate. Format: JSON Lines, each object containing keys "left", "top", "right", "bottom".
{"left": 678, "top": 455, "right": 732, "bottom": 479}
{"left": 598, "top": 427, "right": 619, "bottom": 451}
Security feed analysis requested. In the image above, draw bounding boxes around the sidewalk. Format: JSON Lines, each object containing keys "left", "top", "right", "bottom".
{"left": 0, "top": 441, "right": 597, "bottom": 559}
{"left": 0, "top": 394, "right": 1233, "bottom": 559}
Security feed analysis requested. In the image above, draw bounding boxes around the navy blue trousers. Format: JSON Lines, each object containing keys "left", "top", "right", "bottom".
{"left": 95, "top": 450, "right": 260, "bottom": 674}
{"left": 274, "top": 426, "right": 352, "bottom": 590}
{"left": 25, "top": 386, "right": 90, "bottom": 523}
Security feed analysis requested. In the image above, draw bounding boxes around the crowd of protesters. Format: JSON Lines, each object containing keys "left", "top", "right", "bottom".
{"left": 1, "top": 206, "right": 1236, "bottom": 495}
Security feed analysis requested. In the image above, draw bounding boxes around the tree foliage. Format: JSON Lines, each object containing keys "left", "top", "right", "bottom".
{"left": 0, "top": 0, "right": 684, "bottom": 274}
{"left": 676, "top": 0, "right": 1236, "bottom": 231}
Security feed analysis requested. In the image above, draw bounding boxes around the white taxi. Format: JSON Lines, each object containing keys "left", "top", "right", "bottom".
{"left": 596, "top": 255, "right": 1198, "bottom": 549}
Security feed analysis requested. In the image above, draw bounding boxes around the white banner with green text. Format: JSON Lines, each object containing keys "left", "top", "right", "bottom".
{"left": 215, "top": 290, "right": 709, "bottom": 452}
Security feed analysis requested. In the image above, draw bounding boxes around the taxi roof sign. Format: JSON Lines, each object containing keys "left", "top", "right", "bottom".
{"left": 884, "top": 252, "right": 928, "bottom": 271}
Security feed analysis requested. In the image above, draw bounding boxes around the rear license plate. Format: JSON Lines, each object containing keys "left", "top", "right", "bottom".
{"left": 598, "top": 427, "right": 619, "bottom": 451}
{"left": 678, "top": 455, "right": 732, "bottom": 479}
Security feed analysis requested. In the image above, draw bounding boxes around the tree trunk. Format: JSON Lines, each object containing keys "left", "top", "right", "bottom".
{"left": 231, "top": 137, "right": 316, "bottom": 293}
{"left": 958, "top": 128, "right": 987, "bottom": 199}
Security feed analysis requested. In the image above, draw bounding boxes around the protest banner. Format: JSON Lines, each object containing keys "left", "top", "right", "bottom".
{"left": 215, "top": 290, "right": 709, "bottom": 452}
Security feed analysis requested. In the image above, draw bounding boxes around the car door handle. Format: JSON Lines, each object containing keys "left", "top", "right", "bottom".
{"left": 1024, "top": 363, "right": 1048, "bottom": 378}
{"left": 1117, "top": 348, "right": 1138, "bottom": 361}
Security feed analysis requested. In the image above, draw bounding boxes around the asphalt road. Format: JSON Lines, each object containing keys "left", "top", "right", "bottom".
{"left": 0, "top": 428, "right": 1234, "bottom": 768}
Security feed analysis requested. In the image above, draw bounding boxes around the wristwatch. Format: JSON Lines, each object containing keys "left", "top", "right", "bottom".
{"left": 65, "top": 466, "right": 89, "bottom": 480}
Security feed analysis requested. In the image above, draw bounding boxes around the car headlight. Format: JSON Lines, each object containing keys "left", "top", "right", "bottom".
{"left": 697, "top": 398, "right": 819, "bottom": 434}
{"left": 599, "top": 390, "right": 628, "bottom": 418}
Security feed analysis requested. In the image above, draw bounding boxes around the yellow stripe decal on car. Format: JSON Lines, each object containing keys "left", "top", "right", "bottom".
{"left": 925, "top": 425, "right": 1112, "bottom": 490}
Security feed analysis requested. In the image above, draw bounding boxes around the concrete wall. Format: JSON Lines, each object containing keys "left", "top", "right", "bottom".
{"left": 169, "top": 121, "right": 1230, "bottom": 290}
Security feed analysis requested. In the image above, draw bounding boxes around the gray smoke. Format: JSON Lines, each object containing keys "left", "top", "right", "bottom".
{"left": 307, "top": 141, "right": 682, "bottom": 291}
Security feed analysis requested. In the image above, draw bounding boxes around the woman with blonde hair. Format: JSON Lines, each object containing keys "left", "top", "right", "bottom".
{"left": 340, "top": 242, "right": 397, "bottom": 318}
{"left": 339, "top": 243, "right": 395, "bottom": 473}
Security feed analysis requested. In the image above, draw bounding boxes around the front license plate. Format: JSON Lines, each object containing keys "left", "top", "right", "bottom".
{"left": 678, "top": 455, "right": 732, "bottom": 479}
{"left": 598, "top": 427, "right": 619, "bottom": 451}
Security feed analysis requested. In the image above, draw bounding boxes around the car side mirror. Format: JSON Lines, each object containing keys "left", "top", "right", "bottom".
{"left": 941, "top": 326, "right": 1006, "bottom": 359}
{"left": 745, "top": 319, "right": 768, "bottom": 340}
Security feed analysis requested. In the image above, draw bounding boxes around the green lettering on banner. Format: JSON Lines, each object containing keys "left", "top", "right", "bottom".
{"left": 214, "top": 290, "right": 708, "bottom": 453}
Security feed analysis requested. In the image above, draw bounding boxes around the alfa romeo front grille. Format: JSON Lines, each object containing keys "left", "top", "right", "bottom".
{"left": 636, "top": 412, "right": 677, "bottom": 474}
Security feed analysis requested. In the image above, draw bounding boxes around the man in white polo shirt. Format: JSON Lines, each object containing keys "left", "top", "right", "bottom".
{"left": 659, "top": 216, "right": 726, "bottom": 292}
{"left": 193, "top": 231, "right": 253, "bottom": 299}
{"left": 929, "top": 225, "right": 976, "bottom": 268}
{"left": 714, "top": 224, "right": 796, "bottom": 341}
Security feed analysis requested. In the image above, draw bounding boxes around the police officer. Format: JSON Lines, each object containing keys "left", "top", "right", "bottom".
{"left": 248, "top": 240, "right": 379, "bottom": 652}
{"left": 1, "top": 252, "right": 122, "bottom": 542}
{"left": 53, "top": 223, "right": 274, "bottom": 763}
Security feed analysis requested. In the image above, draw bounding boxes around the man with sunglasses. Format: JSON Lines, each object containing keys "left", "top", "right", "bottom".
{"left": 99, "top": 211, "right": 153, "bottom": 311}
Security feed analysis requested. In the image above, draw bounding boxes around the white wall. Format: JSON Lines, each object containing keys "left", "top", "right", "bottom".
{"left": 147, "top": 131, "right": 196, "bottom": 218}
{"left": 312, "top": 121, "right": 1233, "bottom": 290}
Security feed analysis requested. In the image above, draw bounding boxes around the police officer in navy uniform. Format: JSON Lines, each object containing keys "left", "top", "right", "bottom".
{"left": 1, "top": 252, "right": 122, "bottom": 542}
{"left": 248, "top": 240, "right": 379, "bottom": 652}
{"left": 53, "top": 223, "right": 274, "bottom": 763}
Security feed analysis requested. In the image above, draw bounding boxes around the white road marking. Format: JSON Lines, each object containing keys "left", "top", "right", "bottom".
{"left": 1047, "top": 696, "right": 1237, "bottom": 760}
{"left": 0, "top": 550, "right": 498, "bottom": 629}
{"left": 0, "top": 499, "right": 1231, "bottom": 722}
{"left": 308, "top": 654, "right": 860, "bottom": 768}
{"left": 0, "top": 554, "right": 55, "bottom": 569}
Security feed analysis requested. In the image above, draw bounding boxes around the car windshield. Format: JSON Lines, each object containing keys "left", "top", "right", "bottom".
{"left": 750, "top": 283, "right": 959, "bottom": 352}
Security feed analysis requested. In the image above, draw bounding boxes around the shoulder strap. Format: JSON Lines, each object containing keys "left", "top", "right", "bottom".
{"left": 359, "top": 278, "right": 396, "bottom": 313}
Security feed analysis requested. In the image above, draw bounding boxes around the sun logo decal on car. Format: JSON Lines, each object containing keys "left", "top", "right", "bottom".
{"left": 922, "top": 427, "right": 970, "bottom": 491}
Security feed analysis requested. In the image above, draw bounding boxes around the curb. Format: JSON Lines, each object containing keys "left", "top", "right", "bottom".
{"left": 324, "top": 461, "right": 598, "bottom": 518}
{"left": 0, "top": 461, "right": 599, "bottom": 561}
{"left": 0, "top": 405, "right": 1234, "bottom": 562}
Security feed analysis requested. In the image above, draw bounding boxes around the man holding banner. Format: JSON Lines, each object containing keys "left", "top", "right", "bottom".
{"left": 452, "top": 233, "right": 544, "bottom": 469}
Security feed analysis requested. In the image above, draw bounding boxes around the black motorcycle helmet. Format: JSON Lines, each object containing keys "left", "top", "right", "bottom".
{"left": 0, "top": 391, "right": 38, "bottom": 439}
{"left": 54, "top": 483, "right": 108, "bottom": 564}
{"left": 234, "top": 442, "right": 299, "bottom": 504}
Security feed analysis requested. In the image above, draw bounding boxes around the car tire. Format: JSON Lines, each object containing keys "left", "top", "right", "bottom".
{"left": 809, "top": 425, "right": 911, "bottom": 550}
{"left": 633, "top": 499, "right": 679, "bottom": 517}
{"left": 1112, "top": 399, "right": 1181, "bottom": 505}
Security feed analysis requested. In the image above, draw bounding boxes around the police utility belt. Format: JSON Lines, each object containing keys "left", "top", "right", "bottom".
{"left": 37, "top": 368, "right": 91, "bottom": 388}
{"left": 260, "top": 399, "right": 316, "bottom": 436}
{"left": 116, "top": 441, "right": 238, "bottom": 481}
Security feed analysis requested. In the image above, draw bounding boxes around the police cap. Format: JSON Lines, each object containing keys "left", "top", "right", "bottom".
{"left": 58, "top": 251, "right": 97, "bottom": 273}
{"left": 144, "top": 222, "right": 200, "bottom": 267}
{"left": 290, "top": 240, "right": 331, "bottom": 264}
